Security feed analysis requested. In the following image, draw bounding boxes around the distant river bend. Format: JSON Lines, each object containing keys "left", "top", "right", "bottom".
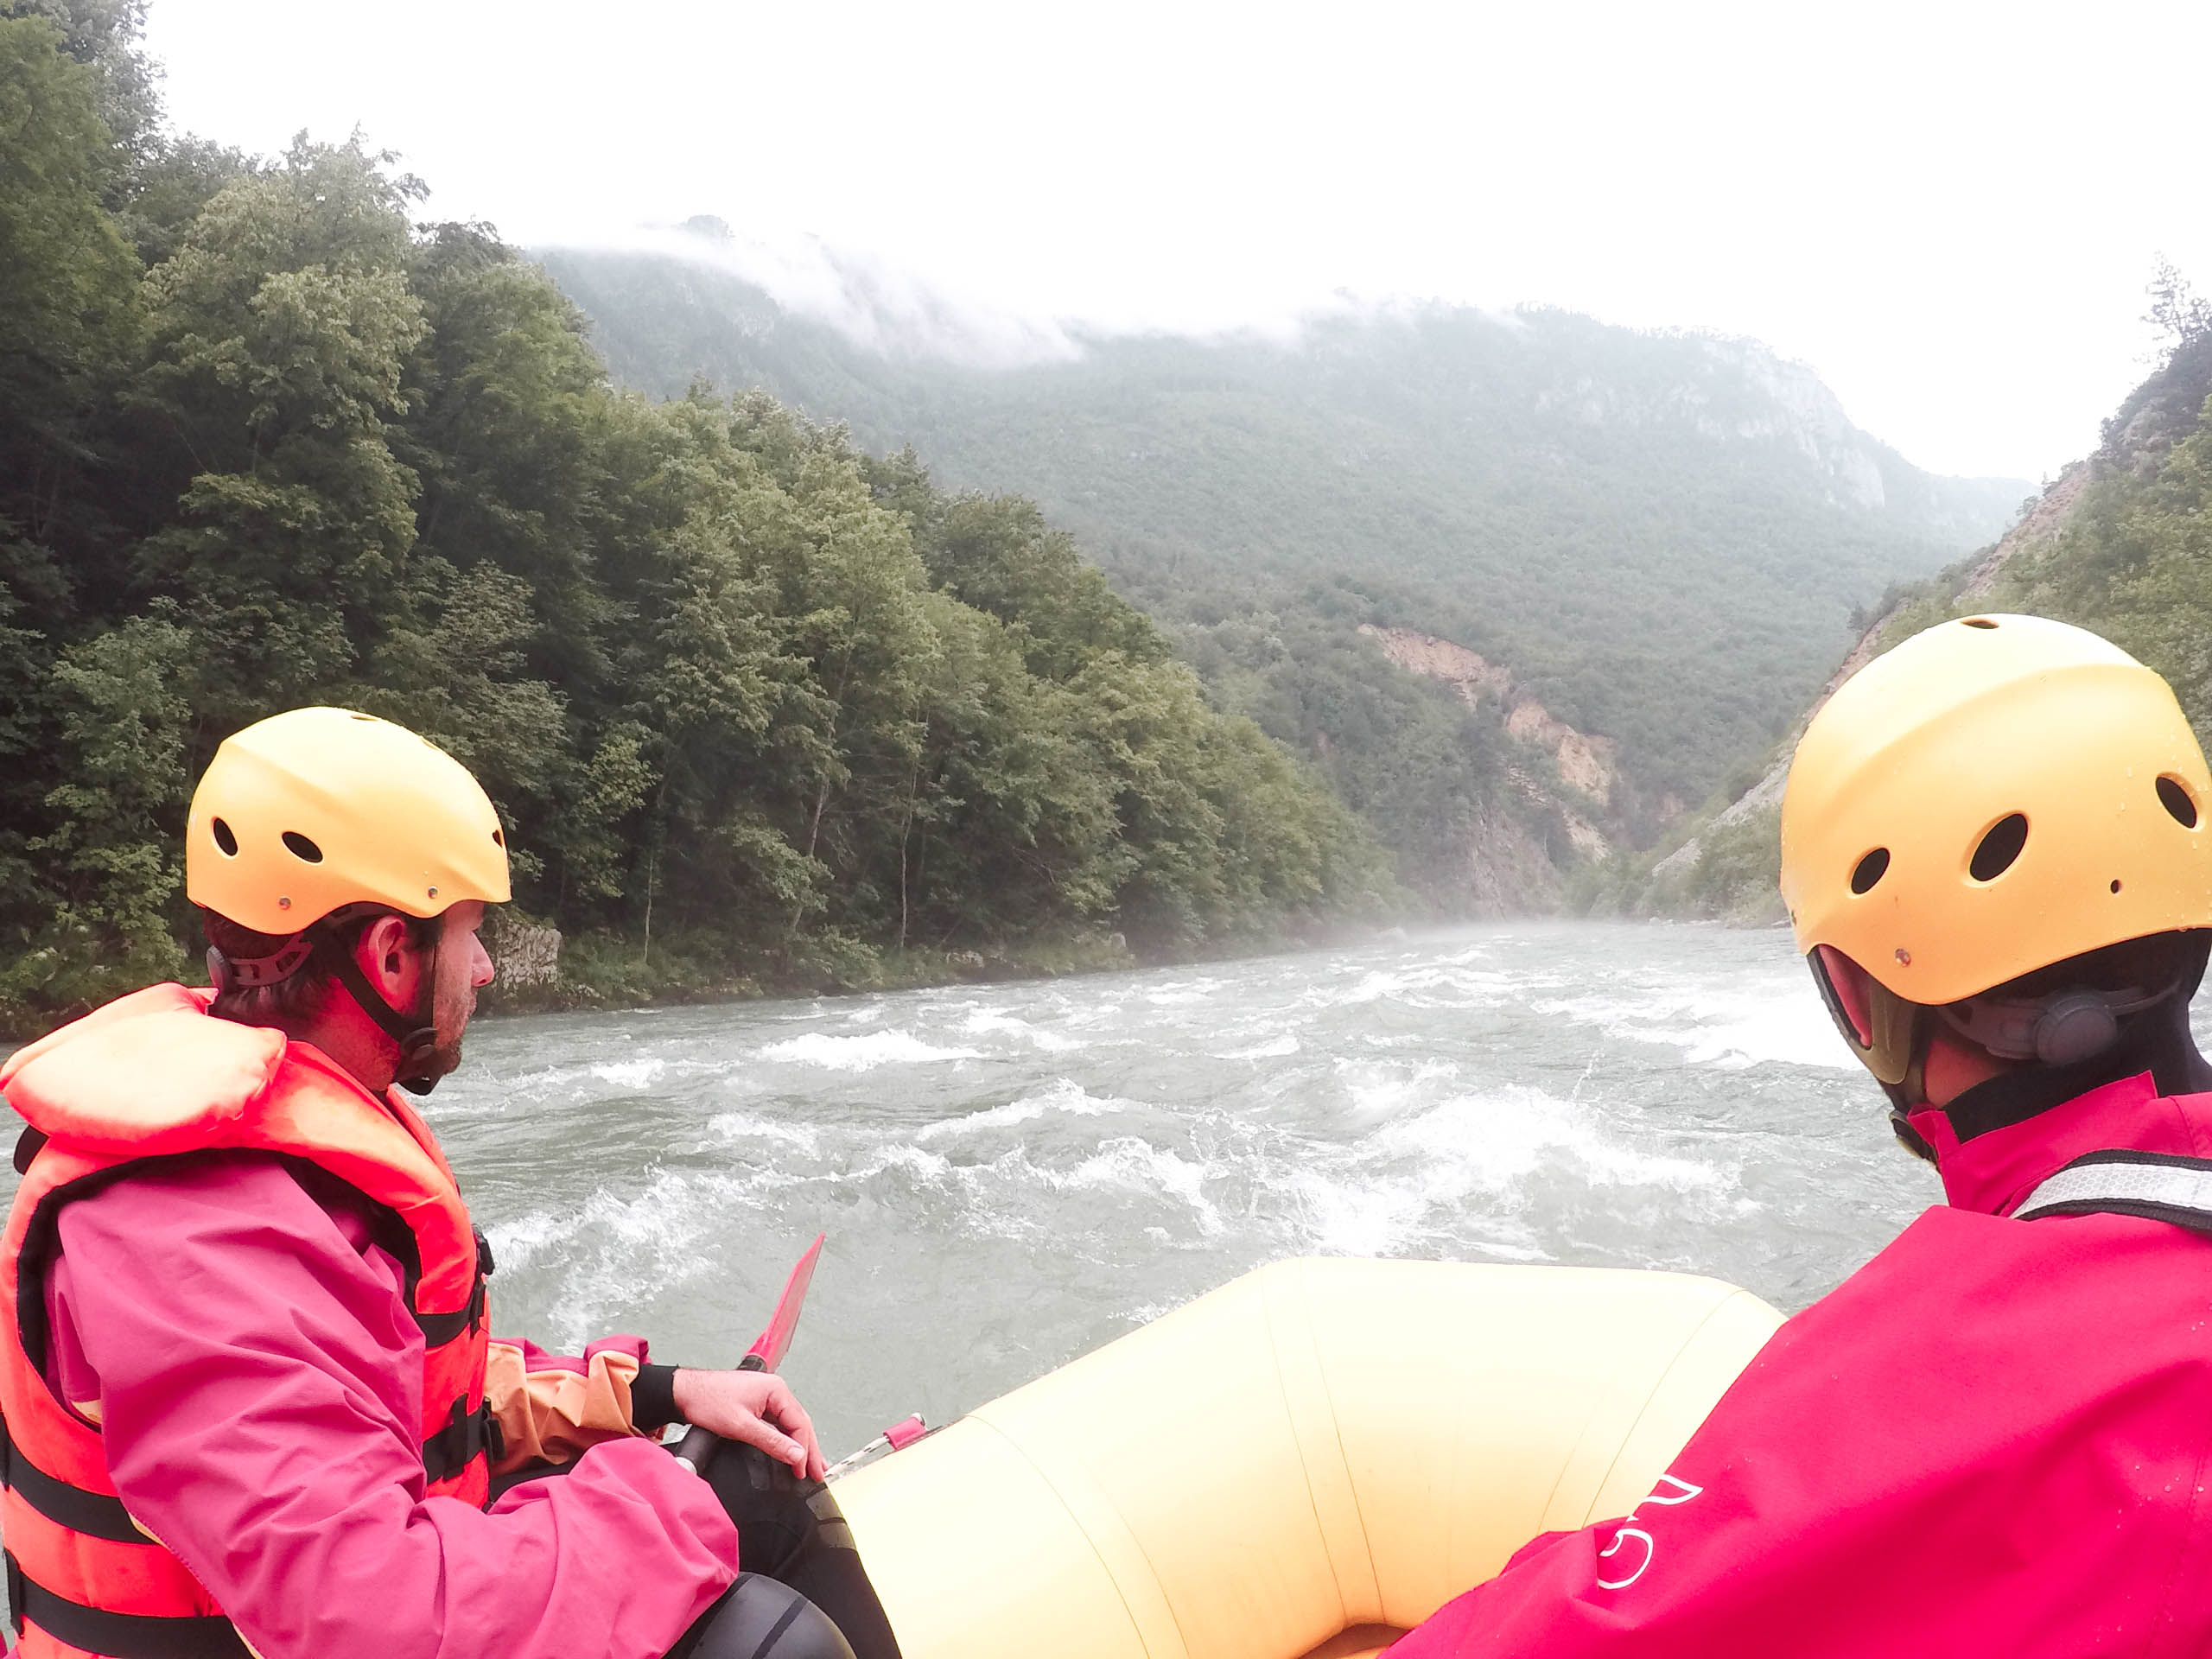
{"left": 439, "top": 921, "right": 1956, "bottom": 1456}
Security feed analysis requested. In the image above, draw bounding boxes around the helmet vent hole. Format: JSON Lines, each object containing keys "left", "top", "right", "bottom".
{"left": 1849, "top": 848, "right": 1890, "bottom": 894}
{"left": 211, "top": 817, "right": 238, "bottom": 857}
{"left": 2113, "top": 880, "right": 2125, "bottom": 893}
{"left": 1970, "top": 813, "right": 2029, "bottom": 882}
{"left": 2158, "top": 774, "right": 2199, "bottom": 829}
{"left": 1962, "top": 617, "right": 1999, "bottom": 629}
{"left": 281, "top": 830, "right": 325, "bottom": 864}
{"left": 493, "top": 829, "right": 505, "bottom": 848}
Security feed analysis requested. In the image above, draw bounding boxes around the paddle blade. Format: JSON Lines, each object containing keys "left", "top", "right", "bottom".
{"left": 745, "top": 1232, "right": 825, "bottom": 1371}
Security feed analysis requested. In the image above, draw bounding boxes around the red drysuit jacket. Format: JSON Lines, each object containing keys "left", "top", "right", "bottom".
{"left": 1393, "top": 1070, "right": 2212, "bottom": 1656}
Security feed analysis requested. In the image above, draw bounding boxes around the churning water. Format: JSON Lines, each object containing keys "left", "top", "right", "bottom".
{"left": 433, "top": 921, "right": 1950, "bottom": 1456}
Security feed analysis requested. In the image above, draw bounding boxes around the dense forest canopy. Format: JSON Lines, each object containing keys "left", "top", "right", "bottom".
{"left": 543, "top": 243, "right": 2027, "bottom": 829}
{"left": 0, "top": 6, "right": 1394, "bottom": 1027}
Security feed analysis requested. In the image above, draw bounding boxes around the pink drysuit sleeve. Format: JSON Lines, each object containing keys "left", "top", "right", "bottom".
{"left": 40, "top": 1152, "right": 740, "bottom": 1659}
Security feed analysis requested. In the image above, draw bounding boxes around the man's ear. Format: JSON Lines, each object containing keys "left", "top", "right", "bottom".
{"left": 358, "top": 914, "right": 413, "bottom": 992}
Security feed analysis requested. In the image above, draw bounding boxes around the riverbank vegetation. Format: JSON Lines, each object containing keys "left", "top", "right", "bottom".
{"left": 0, "top": 8, "right": 1392, "bottom": 1032}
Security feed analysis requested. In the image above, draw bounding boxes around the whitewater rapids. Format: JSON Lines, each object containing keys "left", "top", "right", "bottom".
{"left": 434, "top": 921, "right": 1956, "bottom": 1454}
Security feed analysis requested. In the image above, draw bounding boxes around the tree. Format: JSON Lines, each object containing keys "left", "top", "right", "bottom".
{"left": 0, "top": 106, "right": 1399, "bottom": 1019}
{"left": 31, "top": 610, "right": 192, "bottom": 959}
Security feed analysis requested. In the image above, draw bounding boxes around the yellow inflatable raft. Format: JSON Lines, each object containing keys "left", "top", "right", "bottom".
{"left": 835, "top": 1258, "right": 1782, "bottom": 1659}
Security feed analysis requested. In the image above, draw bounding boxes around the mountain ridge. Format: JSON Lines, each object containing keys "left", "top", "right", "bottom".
{"left": 539, "top": 240, "right": 2028, "bottom": 911}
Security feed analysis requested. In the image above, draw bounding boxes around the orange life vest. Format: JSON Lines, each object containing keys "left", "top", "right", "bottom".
{"left": 0, "top": 984, "right": 496, "bottom": 1659}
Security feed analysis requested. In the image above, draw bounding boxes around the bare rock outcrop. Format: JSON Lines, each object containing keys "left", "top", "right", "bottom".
{"left": 1352, "top": 622, "right": 1624, "bottom": 897}
{"left": 1358, "top": 623, "right": 1618, "bottom": 806}
{"left": 486, "top": 912, "right": 563, "bottom": 987}
{"left": 1507, "top": 766, "right": 1610, "bottom": 861}
{"left": 1504, "top": 699, "right": 1618, "bottom": 803}
{"left": 1463, "top": 798, "right": 1567, "bottom": 916}
{"left": 1958, "top": 461, "right": 2088, "bottom": 598}
{"left": 1355, "top": 625, "right": 1512, "bottom": 708}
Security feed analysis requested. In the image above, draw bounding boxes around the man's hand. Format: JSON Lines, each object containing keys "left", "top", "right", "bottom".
{"left": 671, "top": 1368, "right": 826, "bottom": 1480}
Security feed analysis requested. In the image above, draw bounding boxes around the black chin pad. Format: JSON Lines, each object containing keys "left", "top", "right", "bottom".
{"left": 1889, "top": 1111, "right": 1937, "bottom": 1164}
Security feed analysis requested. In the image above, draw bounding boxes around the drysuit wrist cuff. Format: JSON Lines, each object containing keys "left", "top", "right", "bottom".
{"left": 633, "top": 1362, "right": 682, "bottom": 1431}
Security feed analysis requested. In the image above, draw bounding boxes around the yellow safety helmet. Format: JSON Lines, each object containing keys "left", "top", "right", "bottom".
{"left": 187, "top": 707, "right": 512, "bottom": 937}
{"left": 1783, "top": 615, "right": 2212, "bottom": 1088}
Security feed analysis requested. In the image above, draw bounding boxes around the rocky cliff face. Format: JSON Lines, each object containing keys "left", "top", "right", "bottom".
{"left": 1463, "top": 798, "right": 1574, "bottom": 915}
{"left": 1536, "top": 338, "right": 1890, "bottom": 512}
{"left": 1357, "top": 625, "right": 1620, "bottom": 809}
{"left": 1356, "top": 622, "right": 1630, "bottom": 890}
{"left": 485, "top": 912, "right": 563, "bottom": 987}
{"left": 1355, "top": 626, "right": 1513, "bottom": 707}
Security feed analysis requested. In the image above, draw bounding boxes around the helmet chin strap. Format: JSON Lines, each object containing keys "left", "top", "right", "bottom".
{"left": 319, "top": 930, "right": 445, "bottom": 1096}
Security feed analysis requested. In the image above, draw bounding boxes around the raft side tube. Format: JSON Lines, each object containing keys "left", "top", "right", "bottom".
{"left": 835, "top": 1258, "right": 1783, "bottom": 1659}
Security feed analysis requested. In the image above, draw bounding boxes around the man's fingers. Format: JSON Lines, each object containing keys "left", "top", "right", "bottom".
{"left": 783, "top": 1409, "right": 823, "bottom": 1470}
{"left": 761, "top": 1376, "right": 824, "bottom": 1466}
{"left": 763, "top": 1376, "right": 810, "bottom": 1429}
{"left": 728, "top": 1415, "right": 809, "bottom": 1475}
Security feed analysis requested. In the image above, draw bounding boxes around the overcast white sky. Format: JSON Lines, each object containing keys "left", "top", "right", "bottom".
{"left": 143, "top": 0, "right": 2212, "bottom": 483}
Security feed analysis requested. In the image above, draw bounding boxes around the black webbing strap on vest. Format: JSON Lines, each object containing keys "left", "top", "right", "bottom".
{"left": 2015, "top": 1149, "right": 2212, "bottom": 1236}
{"left": 422, "top": 1393, "right": 504, "bottom": 1484}
{"left": 6, "top": 1550, "right": 251, "bottom": 1659}
{"left": 3, "top": 1414, "right": 142, "bottom": 1542}
{"left": 413, "top": 1279, "right": 485, "bottom": 1347}
{"left": 413, "top": 1227, "right": 494, "bottom": 1348}
{"left": 2, "top": 1419, "right": 250, "bottom": 1654}
{"left": 3, "top": 1386, "right": 494, "bottom": 1652}
{"left": 14, "top": 1125, "right": 48, "bottom": 1176}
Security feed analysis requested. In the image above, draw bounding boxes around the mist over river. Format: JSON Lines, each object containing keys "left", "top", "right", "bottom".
{"left": 434, "top": 921, "right": 1959, "bottom": 1457}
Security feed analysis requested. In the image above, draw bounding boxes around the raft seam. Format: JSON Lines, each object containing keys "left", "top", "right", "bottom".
{"left": 1575, "top": 1287, "right": 1751, "bottom": 1526}
{"left": 961, "top": 1412, "right": 1178, "bottom": 1659}
{"left": 1288, "top": 1260, "right": 1389, "bottom": 1626}
{"left": 1528, "top": 1275, "right": 1636, "bottom": 1533}
{"left": 1265, "top": 1261, "right": 1358, "bottom": 1632}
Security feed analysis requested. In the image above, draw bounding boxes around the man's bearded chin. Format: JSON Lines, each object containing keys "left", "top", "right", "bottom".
{"left": 414, "top": 1034, "right": 467, "bottom": 1086}
{"left": 417, "top": 981, "right": 474, "bottom": 1083}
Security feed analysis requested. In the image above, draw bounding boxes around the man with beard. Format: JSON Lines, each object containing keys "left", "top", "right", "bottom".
{"left": 0, "top": 708, "right": 900, "bottom": 1659}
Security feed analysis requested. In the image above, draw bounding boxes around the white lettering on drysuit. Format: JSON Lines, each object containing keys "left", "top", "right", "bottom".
{"left": 1594, "top": 1473, "right": 1704, "bottom": 1591}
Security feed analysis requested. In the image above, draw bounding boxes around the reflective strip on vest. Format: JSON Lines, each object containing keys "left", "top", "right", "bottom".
{"left": 2017, "top": 1150, "right": 2212, "bottom": 1236}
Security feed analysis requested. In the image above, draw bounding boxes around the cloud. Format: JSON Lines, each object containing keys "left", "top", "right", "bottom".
{"left": 558, "top": 218, "right": 1085, "bottom": 369}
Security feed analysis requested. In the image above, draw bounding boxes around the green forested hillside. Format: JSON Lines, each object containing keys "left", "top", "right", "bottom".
{"left": 0, "top": 10, "right": 1391, "bottom": 1028}
{"left": 542, "top": 243, "right": 2026, "bottom": 832}
{"left": 1894, "top": 289, "right": 2212, "bottom": 721}
{"left": 1616, "top": 270, "right": 2212, "bottom": 922}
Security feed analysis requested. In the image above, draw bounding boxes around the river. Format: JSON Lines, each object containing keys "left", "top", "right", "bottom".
{"left": 433, "top": 919, "right": 1950, "bottom": 1457}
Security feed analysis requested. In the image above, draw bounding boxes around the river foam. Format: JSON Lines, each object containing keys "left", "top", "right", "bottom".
{"left": 434, "top": 920, "right": 1942, "bottom": 1452}
{"left": 759, "top": 1031, "right": 982, "bottom": 1070}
